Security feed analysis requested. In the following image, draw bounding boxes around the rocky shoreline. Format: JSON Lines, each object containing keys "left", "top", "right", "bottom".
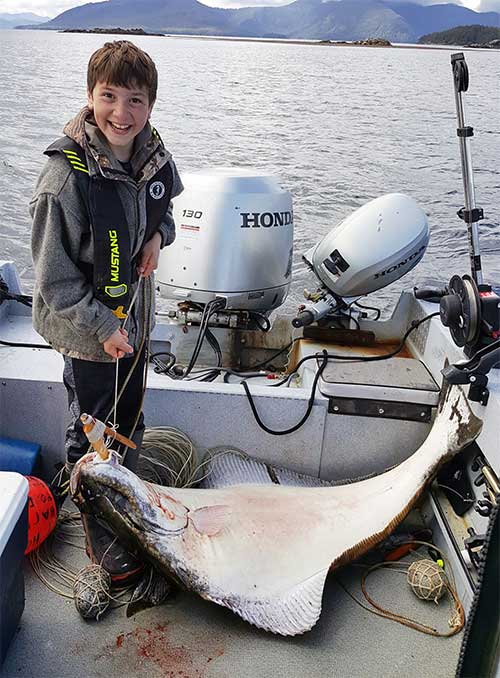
{"left": 464, "top": 39, "right": 500, "bottom": 48}
{"left": 61, "top": 27, "right": 164, "bottom": 36}
{"left": 56, "top": 29, "right": 494, "bottom": 51}
{"left": 320, "top": 38, "right": 392, "bottom": 47}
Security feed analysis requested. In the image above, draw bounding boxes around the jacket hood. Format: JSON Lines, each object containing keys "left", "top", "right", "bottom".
{"left": 63, "top": 106, "right": 90, "bottom": 148}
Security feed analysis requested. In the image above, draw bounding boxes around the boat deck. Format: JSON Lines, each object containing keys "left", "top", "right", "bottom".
{"left": 3, "top": 516, "right": 462, "bottom": 678}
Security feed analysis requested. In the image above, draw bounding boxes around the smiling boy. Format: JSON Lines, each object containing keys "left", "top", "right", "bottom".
{"left": 30, "top": 41, "right": 183, "bottom": 583}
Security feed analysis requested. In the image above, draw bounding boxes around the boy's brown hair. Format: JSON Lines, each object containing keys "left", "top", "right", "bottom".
{"left": 87, "top": 40, "right": 158, "bottom": 103}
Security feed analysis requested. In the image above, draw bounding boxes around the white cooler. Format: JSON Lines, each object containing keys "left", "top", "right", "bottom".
{"left": 0, "top": 472, "right": 28, "bottom": 665}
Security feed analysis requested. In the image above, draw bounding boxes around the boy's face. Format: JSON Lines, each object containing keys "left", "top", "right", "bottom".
{"left": 87, "top": 81, "right": 154, "bottom": 161}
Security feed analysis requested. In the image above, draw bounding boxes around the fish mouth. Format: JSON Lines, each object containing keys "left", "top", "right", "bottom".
{"left": 71, "top": 454, "right": 166, "bottom": 535}
{"left": 81, "top": 477, "right": 152, "bottom": 536}
{"left": 72, "top": 453, "right": 187, "bottom": 539}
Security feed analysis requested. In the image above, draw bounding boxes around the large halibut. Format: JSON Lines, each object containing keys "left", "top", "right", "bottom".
{"left": 72, "top": 383, "right": 481, "bottom": 635}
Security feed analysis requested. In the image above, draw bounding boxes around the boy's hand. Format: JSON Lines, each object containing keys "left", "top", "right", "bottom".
{"left": 138, "top": 232, "right": 162, "bottom": 278}
{"left": 103, "top": 328, "right": 133, "bottom": 359}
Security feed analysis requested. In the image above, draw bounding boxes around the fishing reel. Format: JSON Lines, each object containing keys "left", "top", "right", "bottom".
{"left": 440, "top": 275, "right": 500, "bottom": 356}
{"left": 440, "top": 277, "right": 500, "bottom": 405}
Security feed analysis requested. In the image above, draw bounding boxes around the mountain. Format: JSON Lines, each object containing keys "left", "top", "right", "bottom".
{"left": 231, "top": 0, "right": 413, "bottom": 42}
{"left": 0, "top": 12, "right": 50, "bottom": 28}
{"left": 45, "top": 0, "right": 234, "bottom": 35}
{"left": 419, "top": 23, "right": 500, "bottom": 43}
{"left": 33, "top": 0, "right": 500, "bottom": 43}
{"left": 384, "top": 2, "right": 500, "bottom": 40}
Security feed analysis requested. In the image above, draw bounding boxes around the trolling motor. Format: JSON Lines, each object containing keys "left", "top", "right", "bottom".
{"left": 438, "top": 54, "right": 500, "bottom": 403}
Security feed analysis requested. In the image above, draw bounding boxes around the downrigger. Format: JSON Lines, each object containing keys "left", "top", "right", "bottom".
{"left": 436, "top": 54, "right": 500, "bottom": 405}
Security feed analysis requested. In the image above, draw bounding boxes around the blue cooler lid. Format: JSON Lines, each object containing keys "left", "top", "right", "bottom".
{"left": 0, "top": 437, "right": 41, "bottom": 475}
{"left": 0, "top": 472, "right": 28, "bottom": 555}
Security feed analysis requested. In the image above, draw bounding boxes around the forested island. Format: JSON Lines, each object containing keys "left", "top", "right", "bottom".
{"left": 419, "top": 24, "right": 500, "bottom": 47}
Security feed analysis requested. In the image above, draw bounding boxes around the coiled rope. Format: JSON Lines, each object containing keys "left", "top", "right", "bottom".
{"left": 336, "top": 540, "right": 464, "bottom": 637}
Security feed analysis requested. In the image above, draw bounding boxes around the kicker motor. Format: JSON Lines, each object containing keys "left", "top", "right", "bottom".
{"left": 293, "top": 192, "right": 429, "bottom": 327}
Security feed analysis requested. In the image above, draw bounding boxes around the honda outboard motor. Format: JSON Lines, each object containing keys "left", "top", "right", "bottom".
{"left": 293, "top": 193, "right": 429, "bottom": 327}
{"left": 157, "top": 168, "right": 293, "bottom": 312}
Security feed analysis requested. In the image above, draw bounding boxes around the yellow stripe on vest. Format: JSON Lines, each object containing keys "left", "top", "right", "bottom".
{"left": 62, "top": 149, "right": 89, "bottom": 173}
{"left": 69, "top": 160, "right": 88, "bottom": 170}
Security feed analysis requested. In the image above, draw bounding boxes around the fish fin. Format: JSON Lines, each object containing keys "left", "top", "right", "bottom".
{"left": 189, "top": 505, "right": 230, "bottom": 536}
{"left": 199, "top": 450, "right": 331, "bottom": 489}
{"left": 209, "top": 568, "right": 330, "bottom": 636}
{"left": 126, "top": 567, "right": 173, "bottom": 617}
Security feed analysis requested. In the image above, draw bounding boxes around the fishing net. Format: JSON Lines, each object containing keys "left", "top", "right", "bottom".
{"left": 407, "top": 559, "right": 448, "bottom": 603}
{"left": 73, "top": 563, "right": 111, "bottom": 620}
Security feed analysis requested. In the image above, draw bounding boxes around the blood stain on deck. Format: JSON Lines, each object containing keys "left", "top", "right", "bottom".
{"left": 106, "top": 623, "right": 224, "bottom": 677}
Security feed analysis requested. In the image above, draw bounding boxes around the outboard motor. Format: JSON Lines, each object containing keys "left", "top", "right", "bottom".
{"left": 157, "top": 167, "right": 293, "bottom": 312}
{"left": 293, "top": 193, "right": 429, "bottom": 327}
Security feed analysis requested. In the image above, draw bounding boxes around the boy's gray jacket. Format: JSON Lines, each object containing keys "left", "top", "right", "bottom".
{"left": 31, "top": 107, "right": 183, "bottom": 361}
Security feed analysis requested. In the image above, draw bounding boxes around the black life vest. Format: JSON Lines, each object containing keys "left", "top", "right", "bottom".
{"left": 44, "top": 136, "right": 173, "bottom": 312}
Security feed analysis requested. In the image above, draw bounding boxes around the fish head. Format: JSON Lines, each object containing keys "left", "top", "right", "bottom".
{"left": 71, "top": 452, "right": 190, "bottom": 557}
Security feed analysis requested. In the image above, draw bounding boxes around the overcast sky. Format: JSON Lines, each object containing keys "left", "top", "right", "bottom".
{"left": 2, "top": 0, "right": 497, "bottom": 19}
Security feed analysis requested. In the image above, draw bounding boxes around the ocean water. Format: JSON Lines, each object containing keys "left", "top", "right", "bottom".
{"left": 0, "top": 29, "right": 498, "bottom": 314}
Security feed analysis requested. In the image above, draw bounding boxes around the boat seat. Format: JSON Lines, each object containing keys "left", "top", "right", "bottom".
{"left": 319, "top": 355, "right": 440, "bottom": 411}
{"left": 317, "top": 353, "right": 440, "bottom": 480}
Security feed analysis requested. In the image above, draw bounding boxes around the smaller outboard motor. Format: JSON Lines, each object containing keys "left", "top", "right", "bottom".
{"left": 293, "top": 193, "right": 429, "bottom": 327}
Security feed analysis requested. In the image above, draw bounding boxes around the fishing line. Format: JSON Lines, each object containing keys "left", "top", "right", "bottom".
{"left": 137, "top": 427, "right": 198, "bottom": 487}
{"left": 111, "top": 275, "right": 144, "bottom": 430}
{"left": 30, "top": 510, "right": 144, "bottom": 611}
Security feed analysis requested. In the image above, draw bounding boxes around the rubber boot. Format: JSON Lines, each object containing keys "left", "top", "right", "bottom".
{"left": 121, "top": 427, "right": 144, "bottom": 472}
{"left": 81, "top": 428, "right": 146, "bottom": 585}
{"left": 82, "top": 514, "right": 144, "bottom": 586}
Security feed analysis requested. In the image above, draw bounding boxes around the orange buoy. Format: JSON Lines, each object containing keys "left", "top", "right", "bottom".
{"left": 24, "top": 476, "right": 58, "bottom": 555}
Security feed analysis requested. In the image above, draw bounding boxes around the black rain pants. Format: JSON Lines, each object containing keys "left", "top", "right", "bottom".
{"left": 62, "top": 348, "right": 146, "bottom": 464}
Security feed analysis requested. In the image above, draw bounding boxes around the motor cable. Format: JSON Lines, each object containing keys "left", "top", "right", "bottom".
{"left": 353, "top": 299, "right": 381, "bottom": 321}
{"left": 241, "top": 350, "right": 329, "bottom": 436}
{"left": 241, "top": 312, "right": 439, "bottom": 435}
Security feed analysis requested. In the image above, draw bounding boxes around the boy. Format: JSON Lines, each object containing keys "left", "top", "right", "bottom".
{"left": 30, "top": 41, "right": 183, "bottom": 583}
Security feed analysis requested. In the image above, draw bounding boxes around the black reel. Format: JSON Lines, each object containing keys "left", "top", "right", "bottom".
{"left": 451, "top": 52, "right": 469, "bottom": 94}
{"left": 440, "top": 275, "right": 481, "bottom": 351}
